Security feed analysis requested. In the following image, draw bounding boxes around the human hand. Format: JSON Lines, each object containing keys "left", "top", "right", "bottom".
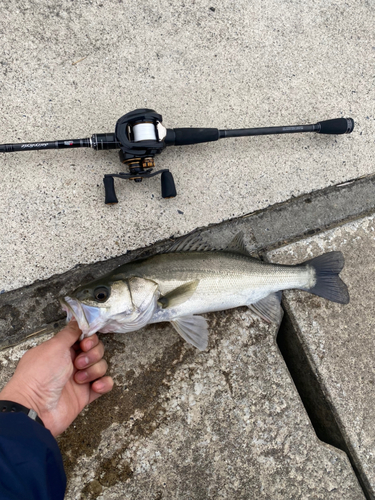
{"left": 0, "top": 320, "right": 113, "bottom": 437}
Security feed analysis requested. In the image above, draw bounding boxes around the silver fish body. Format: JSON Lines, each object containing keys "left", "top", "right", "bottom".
{"left": 123, "top": 251, "right": 313, "bottom": 321}
{"left": 60, "top": 233, "right": 349, "bottom": 350}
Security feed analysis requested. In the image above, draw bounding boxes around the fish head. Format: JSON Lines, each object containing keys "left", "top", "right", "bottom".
{"left": 60, "top": 276, "right": 159, "bottom": 339}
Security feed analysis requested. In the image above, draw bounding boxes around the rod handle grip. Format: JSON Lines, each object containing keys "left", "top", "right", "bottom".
{"left": 317, "top": 118, "right": 354, "bottom": 134}
{"left": 103, "top": 176, "right": 118, "bottom": 204}
{"left": 166, "top": 128, "right": 219, "bottom": 146}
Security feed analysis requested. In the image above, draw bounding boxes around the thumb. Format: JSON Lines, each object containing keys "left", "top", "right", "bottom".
{"left": 54, "top": 319, "right": 82, "bottom": 347}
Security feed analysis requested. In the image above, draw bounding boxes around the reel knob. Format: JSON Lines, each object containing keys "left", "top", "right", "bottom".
{"left": 161, "top": 171, "right": 177, "bottom": 198}
{"left": 103, "top": 176, "right": 118, "bottom": 204}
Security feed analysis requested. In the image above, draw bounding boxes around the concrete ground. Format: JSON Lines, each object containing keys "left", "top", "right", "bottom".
{"left": 1, "top": 0, "right": 374, "bottom": 291}
{"left": 1, "top": 0, "right": 375, "bottom": 499}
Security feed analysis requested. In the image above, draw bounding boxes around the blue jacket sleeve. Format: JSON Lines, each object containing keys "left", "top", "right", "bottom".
{"left": 0, "top": 413, "right": 66, "bottom": 500}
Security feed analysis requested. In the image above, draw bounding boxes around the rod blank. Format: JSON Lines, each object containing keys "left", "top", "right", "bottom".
{"left": 220, "top": 118, "right": 354, "bottom": 139}
{"left": 0, "top": 138, "right": 91, "bottom": 153}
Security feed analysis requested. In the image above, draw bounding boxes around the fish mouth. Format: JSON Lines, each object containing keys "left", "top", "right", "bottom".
{"left": 60, "top": 296, "right": 103, "bottom": 339}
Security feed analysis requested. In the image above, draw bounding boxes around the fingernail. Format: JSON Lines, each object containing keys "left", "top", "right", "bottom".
{"left": 95, "top": 381, "right": 105, "bottom": 391}
{"left": 76, "top": 356, "right": 90, "bottom": 369}
{"left": 85, "top": 340, "right": 93, "bottom": 350}
{"left": 76, "top": 371, "right": 88, "bottom": 382}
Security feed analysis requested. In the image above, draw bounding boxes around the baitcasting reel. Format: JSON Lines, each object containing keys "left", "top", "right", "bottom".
{"left": 0, "top": 109, "right": 354, "bottom": 204}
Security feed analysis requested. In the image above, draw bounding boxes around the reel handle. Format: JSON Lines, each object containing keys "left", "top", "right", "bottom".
{"left": 103, "top": 170, "right": 176, "bottom": 203}
{"left": 103, "top": 176, "right": 118, "bottom": 204}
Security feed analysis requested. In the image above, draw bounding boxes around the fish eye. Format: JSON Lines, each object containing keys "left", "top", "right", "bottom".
{"left": 94, "top": 286, "right": 110, "bottom": 302}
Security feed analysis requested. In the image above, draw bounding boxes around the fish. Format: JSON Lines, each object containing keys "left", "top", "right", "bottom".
{"left": 60, "top": 232, "right": 349, "bottom": 351}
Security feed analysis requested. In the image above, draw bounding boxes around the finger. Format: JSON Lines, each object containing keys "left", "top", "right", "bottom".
{"left": 74, "top": 359, "right": 108, "bottom": 384}
{"left": 74, "top": 341, "right": 105, "bottom": 370}
{"left": 79, "top": 334, "right": 100, "bottom": 353}
{"left": 92, "top": 376, "right": 114, "bottom": 395}
{"left": 89, "top": 376, "right": 114, "bottom": 404}
{"left": 54, "top": 320, "right": 82, "bottom": 348}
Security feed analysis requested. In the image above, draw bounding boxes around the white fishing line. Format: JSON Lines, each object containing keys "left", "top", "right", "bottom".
{"left": 133, "top": 123, "right": 157, "bottom": 142}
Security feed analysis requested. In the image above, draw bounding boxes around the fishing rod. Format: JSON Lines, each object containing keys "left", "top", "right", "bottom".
{"left": 0, "top": 109, "right": 354, "bottom": 204}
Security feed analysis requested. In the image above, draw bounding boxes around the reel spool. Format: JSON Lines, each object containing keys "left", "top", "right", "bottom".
{"left": 133, "top": 122, "right": 157, "bottom": 142}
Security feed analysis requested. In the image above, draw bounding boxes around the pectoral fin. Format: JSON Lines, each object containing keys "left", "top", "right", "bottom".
{"left": 248, "top": 292, "right": 283, "bottom": 324}
{"left": 171, "top": 315, "right": 208, "bottom": 351}
{"left": 158, "top": 280, "right": 199, "bottom": 309}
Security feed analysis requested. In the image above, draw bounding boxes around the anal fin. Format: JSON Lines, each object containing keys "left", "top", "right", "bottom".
{"left": 248, "top": 292, "right": 283, "bottom": 324}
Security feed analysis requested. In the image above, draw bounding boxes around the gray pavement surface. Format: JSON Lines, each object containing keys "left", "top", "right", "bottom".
{"left": 1, "top": 195, "right": 375, "bottom": 498}
{"left": 1, "top": 0, "right": 375, "bottom": 499}
{"left": 0, "top": 313, "right": 365, "bottom": 500}
{"left": 1, "top": 0, "right": 374, "bottom": 292}
{"left": 269, "top": 214, "right": 375, "bottom": 498}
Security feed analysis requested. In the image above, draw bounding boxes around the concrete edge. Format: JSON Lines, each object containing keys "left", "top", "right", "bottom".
{"left": 1, "top": 172, "right": 375, "bottom": 349}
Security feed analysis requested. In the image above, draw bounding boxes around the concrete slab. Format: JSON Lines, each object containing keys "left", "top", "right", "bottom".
{"left": 1, "top": 0, "right": 374, "bottom": 292}
{"left": 268, "top": 213, "right": 375, "bottom": 497}
{"left": 0, "top": 311, "right": 365, "bottom": 499}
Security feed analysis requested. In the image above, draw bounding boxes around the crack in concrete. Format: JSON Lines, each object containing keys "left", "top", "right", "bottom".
{"left": 277, "top": 306, "right": 373, "bottom": 500}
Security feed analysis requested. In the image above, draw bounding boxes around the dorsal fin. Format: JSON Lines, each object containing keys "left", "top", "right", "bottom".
{"left": 165, "top": 233, "right": 218, "bottom": 253}
{"left": 165, "top": 231, "right": 252, "bottom": 255}
{"left": 224, "top": 232, "right": 251, "bottom": 256}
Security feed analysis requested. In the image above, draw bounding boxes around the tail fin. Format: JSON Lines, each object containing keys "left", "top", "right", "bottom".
{"left": 302, "top": 251, "right": 350, "bottom": 304}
